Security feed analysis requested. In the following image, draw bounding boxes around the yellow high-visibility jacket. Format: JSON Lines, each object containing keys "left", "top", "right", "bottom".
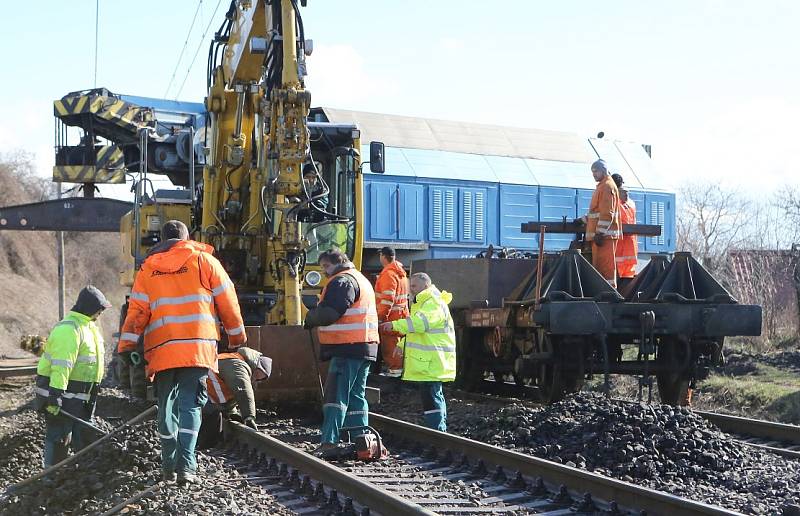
{"left": 391, "top": 285, "right": 456, "bottom": 382}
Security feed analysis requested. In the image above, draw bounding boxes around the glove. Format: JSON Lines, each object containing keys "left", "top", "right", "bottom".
{"left": 244, "top": 417, "right": 258, "bottom": 431}
{"left": 46, "top": 405, "right": 61, "bottom": 416}
{"left": 593, "top": 233, "right": 605, "bottom": 246}
{"left": 303, "top": 319, "right": 313, "bottom": 330}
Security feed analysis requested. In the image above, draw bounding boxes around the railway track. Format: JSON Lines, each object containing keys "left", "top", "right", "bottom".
{"left": 695, "top": 410, "right": 800, "bottom": 460}
{"left": 0, "top": 358, "right": 38, "bottom": 379}
{"left": 221, "top": 416, "right": 741, "bottom": 515}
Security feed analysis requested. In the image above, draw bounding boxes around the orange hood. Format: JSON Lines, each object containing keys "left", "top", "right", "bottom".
{"left": 145, "top": 239, "right": 215, "bottom": 273}
{"left": 384, "top": 260, "right": 407, "bottom": 278}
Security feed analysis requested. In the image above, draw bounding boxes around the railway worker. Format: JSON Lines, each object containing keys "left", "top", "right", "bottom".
{"left": 380, "top": 272, "right": 456, "bottom": 432}
{"left": 612, "top": 173, "right": 638, "bottom": 287}
{"left": 583, "top": 159, "right": 622, "bottom": 288}
{"left": 374, "top": 246, "right": 409, "bottom": 376}
{"left": 197, "top": 347, "right": 272, "bottom": 448}
{"left": 118, "top": 220, "right": 247, "bottom": 485}
{"left": 35, "top": 285, "right": 111, "bottom": 467}
{"left": 304, "top": 248, "right": 379, "bottom": 457}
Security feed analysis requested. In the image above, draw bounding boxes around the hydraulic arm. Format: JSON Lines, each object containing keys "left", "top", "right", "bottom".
{"left": 205, "top": 0, "right": 312, "bottom": 325}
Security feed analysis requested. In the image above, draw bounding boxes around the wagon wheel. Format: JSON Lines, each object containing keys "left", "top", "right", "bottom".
{"left": 535, "top": 331, "right": 564, "bottom": 403}
{"left": 535, "top": 332, "right": 586, "bottom": 403}
{"left": 656, "top": 336, "right": 692, "bottom": 406}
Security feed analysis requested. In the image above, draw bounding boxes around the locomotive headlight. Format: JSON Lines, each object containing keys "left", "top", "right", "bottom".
{"left": 305, "top": 270, "right": 322, "bottom": 287}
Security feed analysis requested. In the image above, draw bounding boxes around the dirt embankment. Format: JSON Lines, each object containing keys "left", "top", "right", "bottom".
{"left": 0, "top": 152, "right": 127, "bottom": 358}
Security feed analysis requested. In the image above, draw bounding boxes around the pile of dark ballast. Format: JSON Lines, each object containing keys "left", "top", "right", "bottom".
{"left": 446, "top": 392, "right": 800, "bottom": 515}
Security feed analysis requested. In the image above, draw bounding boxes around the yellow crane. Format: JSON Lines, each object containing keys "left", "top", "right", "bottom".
{"left": 45, "top": 0, "right": 385, "bottom": 402}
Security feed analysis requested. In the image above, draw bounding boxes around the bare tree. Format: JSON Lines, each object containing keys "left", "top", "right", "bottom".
{"left": 676, "top": 182, "right": 750, "bottom": 278}
{"left": 776, "top": 186, "right": 800, "bottom": 245}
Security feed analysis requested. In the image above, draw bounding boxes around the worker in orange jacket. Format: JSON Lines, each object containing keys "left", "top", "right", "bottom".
{"left": 612, "top": 173, "right": 638, "bottom": 287}
{"left": 119, "top": 220, "right": 246, "bottom": 485}
{"left": 583, "top": 159, "right": 621, "bottom": 287}
{"left": 374, "top": 247, "right": 409, "bottom": 376}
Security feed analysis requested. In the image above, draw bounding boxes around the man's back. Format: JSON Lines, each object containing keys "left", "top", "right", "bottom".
{"left": 119, "top": 238, "right": 246, "bottom": 377}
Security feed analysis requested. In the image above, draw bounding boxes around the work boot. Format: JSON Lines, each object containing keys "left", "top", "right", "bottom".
{"left": 312, "top": 442, "right": 354, "bottom": 460}
{"left": 162, "top": 470, "right": 177, "bottom": 483}
{"left": 177, "top": 471, "right": 198, "bottom": 485}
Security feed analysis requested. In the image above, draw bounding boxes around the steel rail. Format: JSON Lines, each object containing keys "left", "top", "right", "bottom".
{"left": 369, "top": 412, "right": 744, "bottom": 516}
{"left": 223, "top": 420, "right": 435, "bottom": 516}
{"left": 0, "top": 366, "right": 38, "bottom": 379}
{"left": 694, "top": 410, "right": 800, "bottom": 459}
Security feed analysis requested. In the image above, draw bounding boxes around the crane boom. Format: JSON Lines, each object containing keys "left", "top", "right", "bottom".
{"left": 204, "top": 0, "right": 312, "bottom": 325}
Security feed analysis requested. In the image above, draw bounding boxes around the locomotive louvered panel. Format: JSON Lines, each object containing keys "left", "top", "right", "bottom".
{"left": 475, "top": 190, "right": 485, "bottom": 241}
{"left": 429, "top": 186, "right": 456, "bottom": 242}
{"left": 444, "top": 190, "right": 455, "bottom": 239}
{"left": 459, "top": 187, "right": 487, "bottom": 243}
{"left": 463, "top": 191, "right": 473, "bottom": 240}
{"left": 432, "top": 189, "right": 443, "bottom": 239}
{"left": 644, "top": 192, "right": 674, "bottom": 252}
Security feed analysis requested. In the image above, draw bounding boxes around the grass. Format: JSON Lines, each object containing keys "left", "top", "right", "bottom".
{"left": 584, "top": 346, "right": 800, "bottom": 424}
{"left": 693, "top": 363, "right": 800, "bottom": 424}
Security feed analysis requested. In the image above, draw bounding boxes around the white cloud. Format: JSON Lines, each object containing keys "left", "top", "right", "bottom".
{"left": 304, "top": 43, "right": 399, "bottom": 109}
{"left": 438, "top": 37, "right": 465, "bottom": 51}
{"left": 656, "top": 97, "right": 797, "bottom": 197}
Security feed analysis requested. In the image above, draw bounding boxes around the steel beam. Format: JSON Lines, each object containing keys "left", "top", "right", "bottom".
{"left": 0, "top": 197, "right": 131, "bottom": 232}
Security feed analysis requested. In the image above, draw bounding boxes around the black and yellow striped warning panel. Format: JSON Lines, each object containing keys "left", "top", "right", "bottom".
{"left": 52, "top": 165, "right": 126, "bottom": 184}
{"left": 53, "top": 144, "right": 125, "bottom": 184}
{"left": 54, "top": 92, "right": 151, "bottom": 133}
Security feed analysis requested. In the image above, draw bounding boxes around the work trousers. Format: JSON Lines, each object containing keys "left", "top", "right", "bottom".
{"left": 592, "top": 239, "right": 618, "bottom": 288}
{"left": 321, "top": 357, "right": 370, "bottom": 444}
{"left": 43, "top": 397, "right": 96, "bottom": 467}
{"left": 379, "top": 332, "right": 404, "bottom": 370}
{"left": 416, "top": 381, "right": 447, "bottom": 432}
{"left": 155, "top": 367, "right": 208, "bottom": 474}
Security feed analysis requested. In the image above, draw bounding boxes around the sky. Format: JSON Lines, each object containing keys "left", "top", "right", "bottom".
{"left": 0, "top": 0, "right": 797, "bottom": 199}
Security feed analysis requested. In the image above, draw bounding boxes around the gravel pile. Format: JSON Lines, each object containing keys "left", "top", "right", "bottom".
{"left": 378, "top": 389, "right": 800, "bottom": 515}
{"left": 0, "top": 406, "right": 291, "bottom": 515}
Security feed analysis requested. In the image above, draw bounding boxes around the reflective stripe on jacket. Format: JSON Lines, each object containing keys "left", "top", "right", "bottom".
{"left": 586, "top": 175, "right": 621, "bottom": 241}
{"left": 118, "top": 239, "right": 246, "bottom": 378}
{"left": 391, "top": 285, "right": 456, "bottom": 382}
{"left": 36, "top": 311, "right": 104, "bottom": 399}
{"left": 616, "top": 199, "right": 638, "bottom": 278}
{"left": 206, "top": 369, "right": 234, "bottom": 404}
{"left": 317, "top": 269, "right": 379, "bottom": 345}
{"left": 375, "top": 260, "right": 409, "bottom": 322}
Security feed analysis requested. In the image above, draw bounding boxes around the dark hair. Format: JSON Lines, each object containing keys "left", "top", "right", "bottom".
{"left": 161, "top": 220, "right": 189, "bottom": 240}
{"left": 303, "top": 163, "right": 317, "bottom": 177}
{"left": 379, "top": 246, "right": 396, "bottom": 259}
{"left": 318, "top": 248, "right": 348, "bottom": 266}
{"left": 611, "top": 173, "right": 624, "bottom": 188}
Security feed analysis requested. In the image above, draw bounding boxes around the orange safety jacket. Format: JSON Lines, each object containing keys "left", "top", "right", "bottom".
{"left": 118, "top": 240, "right": 246, "bottom": 378}
{"left": 586, "top": 175, "right": 621, "bottom": 242}
{"left": 375, "top": 260, "right": 409, "bottom": 323}
{"left": 317, "top": 269, "right": 380, "bottom": 345}
{"left": 616, "top": 199, "right": 638, "bottom": 278}
{"left": 206, "top": 352, "right": 239, "bottom": 404}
